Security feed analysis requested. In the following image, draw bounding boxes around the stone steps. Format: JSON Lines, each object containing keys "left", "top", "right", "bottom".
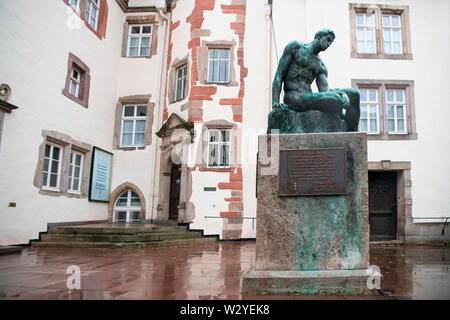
{"left": 47, "top": 225, "right": 186, "bottom": 235}
{"left": 31, "top": 237, "right": 216, "bottom": 248}
{"left": 32, "top": 223, "right": 215, "bottom": 248}
{"left": 40, "top": 231, "right": 200, "bottom": 243}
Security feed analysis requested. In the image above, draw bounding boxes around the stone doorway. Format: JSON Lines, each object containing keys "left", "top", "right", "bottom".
{"left": 369, "top": 171, "right": 397, "bottom": 241}
{"left": 368, "top": 161, "right": 412, "bottom": 242}
{"left": 169, "top": 162, "right": 181, "bottom": 220}
{"left": 155, "top": 113, "right": 193, "bottom": 223}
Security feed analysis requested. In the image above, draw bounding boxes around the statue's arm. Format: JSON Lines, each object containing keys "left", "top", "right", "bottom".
{"left": 272, "top": 42, "right": 299, "bottom": 107}
{"left": 316, "top": 64, "right": 329, "bottom": 92}
{"left": 317, "top": 65, "right": 350, "bottom": 108}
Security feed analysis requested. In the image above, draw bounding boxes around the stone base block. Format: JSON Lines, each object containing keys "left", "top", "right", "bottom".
{"left": 242, "top": 269, "right": 381, "bottom": 295}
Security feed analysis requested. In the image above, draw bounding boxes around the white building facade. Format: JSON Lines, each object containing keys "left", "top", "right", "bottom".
{"left": 0, "top": 0, "right": 449, "bottom": 245}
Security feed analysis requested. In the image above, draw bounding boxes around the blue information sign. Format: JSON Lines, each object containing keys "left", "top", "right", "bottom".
{"left": 89, "top": 147, "right": 113, "bottom": 202}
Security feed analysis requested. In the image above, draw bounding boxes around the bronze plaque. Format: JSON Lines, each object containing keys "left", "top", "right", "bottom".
{"left": 279, "top": 148, "right": 347, "bottom": 196}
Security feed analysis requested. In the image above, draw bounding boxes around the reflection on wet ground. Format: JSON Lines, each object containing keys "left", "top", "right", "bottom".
{"left": 0, "top": 241, "right": 449, "bottom": 300}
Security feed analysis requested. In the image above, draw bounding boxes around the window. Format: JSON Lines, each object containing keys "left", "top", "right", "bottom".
{"left": 68, "top": 152, "right": 83, "bottom": 193}
{"left": 114, "top": 190, "right": 142, "bottom": 223}
{"left": 352, "top": 79, "right": 416, "bottom": 140}
{"left": 120, "top": 105, "right": 147, "bottom": 147}
{"left": 69, "top": 0, "right": 79, "bottom": 10}
{"left": 62, "top": 52, "right": 91, "bottom": 108}
{"left": 113, "top": 95, "right": 154, "bottom": 150}
{"left": 359, "top": 89, "right": 379, "bottom": 134}
{"left": 175, "top": 64, "right": 187, "bottom": 101}
{"left": 62, "top": 0, "right": 108, "bottom": 39}
{"left": 349, "top": 4, "right": 412, "bottom": 59}
{"left": 207, "top": 129, "right": 230, "bottom": 168}
{"left": 35, "top": 131, "right": 92, "bottom": 197}
{"left": 386, "top": 89, "right": 406, "bottom": 134}
{"left": 127, "top": 25, "right": 152, "bottom": 57}
{"left": 207, "top": 49, "right": 230, "bottom": 83}
{"left": 69, "top": 67, "right": 81, "bottom": 98}
{"left": 382, "top": 15, "right": 402, "bottom": 55}
{"left": 42, "top": 144, "right": 63, "bottom": 191}
{"left": 356, "top": 14, "right": 376, "bottom": 54}
{"left": 85, "top": 0, "right": 100, "bottom": 30}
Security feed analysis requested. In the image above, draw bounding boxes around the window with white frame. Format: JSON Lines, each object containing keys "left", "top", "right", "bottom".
{"left": 359, "top": 89, "right": 379, "bottom": 134}
{"left": 42, "top": 143, "right": 63, "bottom": 191}
{"left": 114, "top": 190, "right": 142, "bottom": 222}
{"left": 68, "top": 151, "right": 83, "bottom": 193}
{"left": 356, "top": 14, "right": 376, "bottom": 54}
{"left": 69, "top": 67, "right": 81, "bottom": 98}
{"left": 382, "top": 15, "right": 402, "bottom": 55}
{"left": 120, "top": 105, "right": 147, "bottom": 147}
{"left": 386, "top": 89, "right": 407, "bottom": 134}
{"left": 85, "top": 0, "right": 100, "bottom": 30}
{"left": 175, "top": 64, "right": 187, "bottom": 102}
{"left": 353, "top": 79, "right": 416, "bottom": 140}
{"left": 350, "top": 4, "right": 412, "bottom": 59}
{"left": 69, "top": 0, "right": 79, "bottom": 11}
{"left": 207, "top": 49, "right": 230, "bottom": 83}
{"left": 207, "top": 129, "right": 230, "bottom": 168}
{"left": 127, "top": 25, "right": 152, "bottom": 57}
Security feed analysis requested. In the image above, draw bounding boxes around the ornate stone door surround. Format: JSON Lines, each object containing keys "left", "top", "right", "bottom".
{"left": 155, "top": 113, "right": 194, "bottom": 223}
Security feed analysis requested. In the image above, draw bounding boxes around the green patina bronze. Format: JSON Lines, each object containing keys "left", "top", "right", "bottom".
{"left": 268, "top": 29, "right": 360, "bottom": 134}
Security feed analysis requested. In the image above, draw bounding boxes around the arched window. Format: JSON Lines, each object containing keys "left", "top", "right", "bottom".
{"left": 113, "top": 190, "right": 142, "bottom": 222}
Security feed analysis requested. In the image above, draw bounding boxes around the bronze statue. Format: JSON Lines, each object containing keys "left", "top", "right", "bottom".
{"left": 269, "top": 29, "right": 360, "bottom": 133}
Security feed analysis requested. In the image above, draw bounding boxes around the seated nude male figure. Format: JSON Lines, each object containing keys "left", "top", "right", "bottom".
{"left": 272, "top": 29, "right": 360, "bottom": 131}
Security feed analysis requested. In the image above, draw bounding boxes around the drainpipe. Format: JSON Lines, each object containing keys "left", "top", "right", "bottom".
{"left": 265, "top": 0, "right": 272, "bottom": 114}
{"left": 149, "top": 1, "right": 170, "bottom": 222}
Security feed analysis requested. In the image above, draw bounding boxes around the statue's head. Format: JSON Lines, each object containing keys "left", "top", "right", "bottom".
{"left": 314, "top": 29, "right": 335, "bottom": 52}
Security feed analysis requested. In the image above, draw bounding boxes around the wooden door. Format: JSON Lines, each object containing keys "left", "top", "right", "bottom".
{"left": 169, "top": 163, "right": 181, "bottom": 220}
{"left": 369, "top": 172, "right": 397, "bottom": 241}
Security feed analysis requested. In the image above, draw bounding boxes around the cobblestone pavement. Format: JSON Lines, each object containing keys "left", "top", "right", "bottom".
{"left": 0, "top": 241, "right": 449, "bottom": 300}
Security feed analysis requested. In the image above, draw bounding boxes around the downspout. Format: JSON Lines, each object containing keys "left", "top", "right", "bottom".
{"left": 265, "top": 0, "right": 273, "bottom": 114}
{"left": 150, "top": 3, "right": 170, "bottom": 222}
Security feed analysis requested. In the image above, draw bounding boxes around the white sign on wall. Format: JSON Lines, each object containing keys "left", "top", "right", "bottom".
{"left": 88, "top": 147, "right": 113, "bottom": 202}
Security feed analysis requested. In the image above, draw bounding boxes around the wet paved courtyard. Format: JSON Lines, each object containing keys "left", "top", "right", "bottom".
{"left": 0, "top": 241, "right": 449, "bottom": 300}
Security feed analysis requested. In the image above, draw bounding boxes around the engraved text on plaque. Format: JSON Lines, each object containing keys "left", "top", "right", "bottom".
{"left": 279, "top": 148, "right": 347, "bottom": 196}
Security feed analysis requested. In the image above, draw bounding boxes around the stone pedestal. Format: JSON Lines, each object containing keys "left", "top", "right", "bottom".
{"left": 243, "top": 133, "right": 380, "bottom": 295}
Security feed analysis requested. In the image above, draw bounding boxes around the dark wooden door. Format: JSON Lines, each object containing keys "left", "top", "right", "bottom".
{"left": 369, "top": 172, "right": 397, "bottom": 241}
{"left": 169, "top": 163, "right": 181, "bottom": 220}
